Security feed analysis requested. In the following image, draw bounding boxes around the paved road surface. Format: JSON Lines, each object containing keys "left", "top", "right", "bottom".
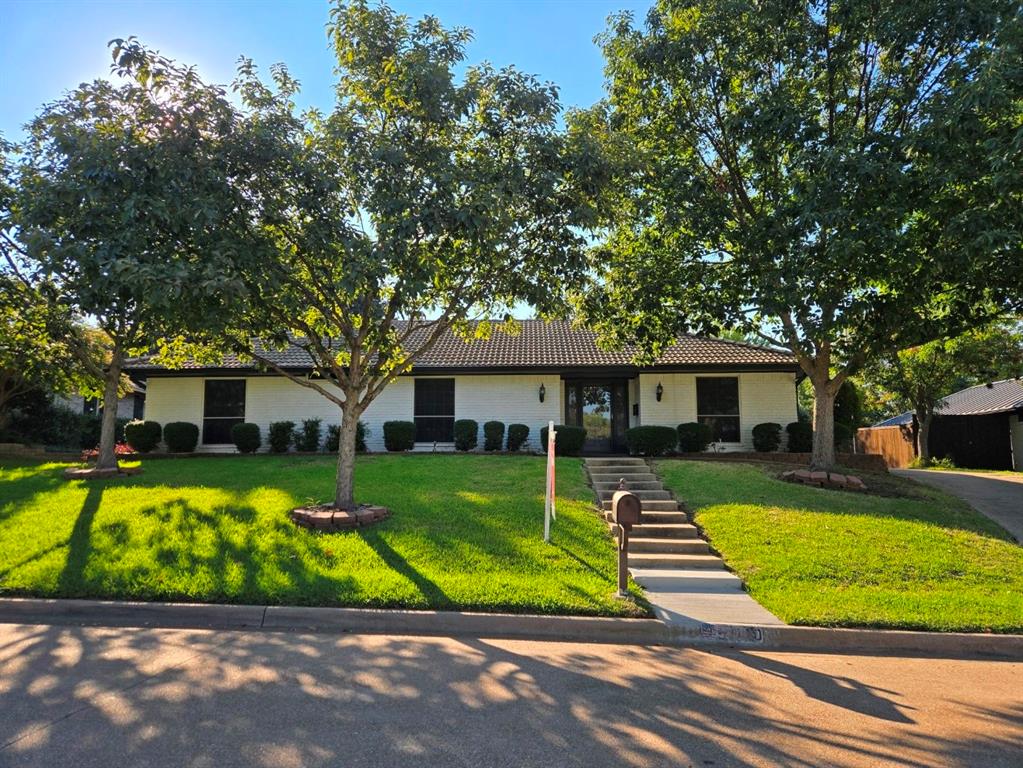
{"left": 895, "top": 469, "right": 1023, "bottom": 542}
{"left": 0, "top": 623, "right": 1020, "bottom": 767}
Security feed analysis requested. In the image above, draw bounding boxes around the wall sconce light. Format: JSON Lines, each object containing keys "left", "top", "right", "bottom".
{"left": 539, "top": 383, "right": 546, "bottom": 403}
{"left": 655, "top": 382, "right": 664, "bottom": 402}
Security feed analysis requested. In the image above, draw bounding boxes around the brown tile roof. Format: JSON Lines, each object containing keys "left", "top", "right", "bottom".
{"left": 127, "top": 320, "right": 797, "bottom": 373}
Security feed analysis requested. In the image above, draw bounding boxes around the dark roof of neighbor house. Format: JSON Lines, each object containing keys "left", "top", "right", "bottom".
{"left": 873, "top": 378, "right": 1023, "bottom": 427}
{"left": 126, "top": 320, "right": 798, "bottom": 374}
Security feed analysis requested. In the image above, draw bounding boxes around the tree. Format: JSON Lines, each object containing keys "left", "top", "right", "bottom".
{"left": 865, "top": 324, "right": 1023, "bottom": 460}
{"left": 227, "top": 0, "right": 595, "bottom": 509}
{"left": 3, "top": 41, "right": 255, "bottom": 469}
{"left": 572, "top": 0, "right": 1023, "bottom": 468}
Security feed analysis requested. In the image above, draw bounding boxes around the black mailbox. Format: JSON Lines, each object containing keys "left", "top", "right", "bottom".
{"left": 611, "top": 490, "right": 642, "bottom": 528}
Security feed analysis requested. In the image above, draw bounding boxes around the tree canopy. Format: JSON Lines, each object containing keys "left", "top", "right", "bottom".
{"left": 2, "top": 40, "right": 256, "bottom": 468}
{"left": 225, "top": 0, "right": 598, "bottom": 508}
{"left": 573, "top": 0, "right": 1023, "bottom": 467}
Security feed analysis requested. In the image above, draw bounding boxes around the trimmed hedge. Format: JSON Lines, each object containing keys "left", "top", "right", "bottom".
{"left": 297, "top": 418, "right": 322, "bottom": 452}
{"left": 752, "top": 422, "right": 782, "bottom": 452}
{"left": 163, "top": 422, "right": 199, "bottom": 453}
{"left": 77, "top": 415, "right": 129, "bottom": 450}
{"left": 231, "top": 422, "right": 261, "bottom": 453}
{"left": 506, "top": 423, "right": 529, "bottom": 452}
{"left": 786, "top": 421, "right": 813, "bottom": 452}
{"left": 268, "top": 421, "right": 294, "bottom": 453}
{"left": 124, "top": 420, "right": 161, "bottom": 453}
{"left": 540, "top": 424, "right": 586, "bottom": 456}
{"left": 677, "top": 422, "right": 712, "bottom": 452}
{"left": 626, "top": 425, "right": 677, "bottom": 456}
{"left": 483, "top": 420, "right": 505, "bottom": 451}
{"left": 454, "top": 419, "right": 479, "bottom": 451}
{"left": 383, "top": 421, "right": 416, "bottom": 452}
{"left": 325, "top": 422, "right": 368, "bottom": 453}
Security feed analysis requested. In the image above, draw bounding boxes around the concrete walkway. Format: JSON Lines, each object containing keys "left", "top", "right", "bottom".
{"left": 2, "top": 622, "right": 1021, "bottom": 768}
{"left": 585, "top": 457, "right": 783, "bottom": 627}
{"left": 894, "top": 469, "right": 1023, "bottom": 543}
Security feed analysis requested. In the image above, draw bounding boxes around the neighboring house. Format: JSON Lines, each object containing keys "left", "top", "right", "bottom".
{"left": 125, "top": 320, "right": 799, "bottom": 454}
{"left": 57, "top": 382, "right": 146, "bottom": 421}
{"left": 860, "top": 378, "right": 1023, "bottom": 470}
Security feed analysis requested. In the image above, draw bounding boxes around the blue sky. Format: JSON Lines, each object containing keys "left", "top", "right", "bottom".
{"left": 2, "top": 0, "right": 652, "bottom": 141}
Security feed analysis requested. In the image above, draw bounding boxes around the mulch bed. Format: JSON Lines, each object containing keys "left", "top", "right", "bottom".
{"left": 289, "top": 503, "right": 391, "bottom": 532}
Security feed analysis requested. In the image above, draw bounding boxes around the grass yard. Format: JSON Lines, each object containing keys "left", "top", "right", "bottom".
{"left": 655, "top": 460, "right": 1023, "bottom": 633}
{"left": 0, "top": 454, "right": 646, "bottom": 617}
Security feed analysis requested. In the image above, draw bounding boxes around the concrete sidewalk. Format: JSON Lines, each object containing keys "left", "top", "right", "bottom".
{"left": 2, "top": 622, "right": 1021, "bottom": 768}
{"left": 895, "top": 469, "right": 1023, "bottom": 542}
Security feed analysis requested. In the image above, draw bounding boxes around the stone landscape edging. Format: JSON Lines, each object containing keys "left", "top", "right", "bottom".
{"left": 1, "top": 597, "right": 1020, "bottom": 659}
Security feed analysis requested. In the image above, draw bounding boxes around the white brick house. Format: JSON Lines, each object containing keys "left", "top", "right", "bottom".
{"left": 127, "top": 320, "right": 799, "bottom": 454}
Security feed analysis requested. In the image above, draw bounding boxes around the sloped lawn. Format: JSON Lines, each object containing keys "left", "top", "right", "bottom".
{"left": 655, "top": 460, "right": 1023, "bottom": 633}
{"left": 0, "top": 455, "right": 646, "bottom": 617}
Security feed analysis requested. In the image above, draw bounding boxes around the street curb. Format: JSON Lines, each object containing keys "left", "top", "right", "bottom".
{"left": 1, "top": 598, "right": 1021, "bottom": 659}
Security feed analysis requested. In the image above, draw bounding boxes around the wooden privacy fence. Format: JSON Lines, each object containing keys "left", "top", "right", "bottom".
{"left": 855, "top": 425, "right": 915, "bottom": 468}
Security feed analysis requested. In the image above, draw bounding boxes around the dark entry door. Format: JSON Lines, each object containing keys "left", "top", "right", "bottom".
{"left": 564, "top": 380, "right": 629, "bottom": 453}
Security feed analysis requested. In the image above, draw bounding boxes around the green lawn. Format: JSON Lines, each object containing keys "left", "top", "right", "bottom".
{"left": 0, "top": 455, "right": 646, "bottom": 617}
{"left": 655, "top": 460, "right": 1023, "bottom": 633}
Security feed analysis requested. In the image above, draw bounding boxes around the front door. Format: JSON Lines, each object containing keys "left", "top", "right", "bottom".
{"left": 564, "top": 380, "right": 629, "bottom": 453}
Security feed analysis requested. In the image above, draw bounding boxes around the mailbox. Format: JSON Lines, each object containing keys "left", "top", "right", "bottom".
{"left": 611, "top": 490, "right": 643, "bottom": 528}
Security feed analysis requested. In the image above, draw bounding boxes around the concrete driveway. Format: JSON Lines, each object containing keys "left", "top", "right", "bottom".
{"left": 895, "top": 469, "right": 1023, "bottom": 542}
{"left": 1, "top": 623, "right": 1021, "bottom": 768}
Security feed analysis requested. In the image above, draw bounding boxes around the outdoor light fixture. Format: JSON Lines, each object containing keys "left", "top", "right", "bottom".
{"left": 655, "top": 382, "right": 664, "bottom": 402}
{"left": 539, "top": 383, "right": 546, "bottom": 403}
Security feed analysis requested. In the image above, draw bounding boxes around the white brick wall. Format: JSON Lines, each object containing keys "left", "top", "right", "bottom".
{"left": 145, "top": 370, "right": 796, "bottom": 453}
{"left": 636, "top": 371, "right": 798, "bottom": 450}
{"left": 145, "top": 372, "right": 561, "bottom": 453}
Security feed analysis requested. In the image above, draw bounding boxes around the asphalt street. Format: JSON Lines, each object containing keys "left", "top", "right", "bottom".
{"left": 0, "top": 623, "right": 1020, "bottom": 767}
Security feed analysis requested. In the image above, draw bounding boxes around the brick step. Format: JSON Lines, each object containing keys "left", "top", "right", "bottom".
{"left": 587, "top": 466, "right": 653, "bottom": 477}
{"left": 627, "top": 553, "right": 725, "bottom": 570}
{"left": 604, "top": 510, "right": 689, "bottom": 525}
{"left": 597, "top": 489, "right": 671, "bottom": 501}
{"left": 589, "top": 472, "right": 658, "bottom": 483}
{"left": 627, "top": 523, "right": 695, "bottom": 538}
{"left": 601, "top": 499, "right": 680, "bottom": 512}
{"left": 584, "top": 458, "right": 647, "bottom": 467}
{"left": 592, "top": 480, "right": 663, "bottom": 491}
{"left": 628, "top": 537, "right": 709, "bottom": 554}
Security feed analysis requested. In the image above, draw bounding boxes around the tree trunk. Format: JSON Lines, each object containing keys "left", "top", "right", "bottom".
{"left": 810, "top": 379, "right": 837, "bottom": 469}
{"left": 917, "top": 410, "right": 932, "bottom": 462}
{"left": 95, "top": 347, "right": 123, "bottom": 471}
{"left": 333, "top": 406, "right": 360, "bottom": 510}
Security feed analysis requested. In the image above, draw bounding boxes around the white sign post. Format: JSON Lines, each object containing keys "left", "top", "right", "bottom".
{"left": 544, "top": 420, "right": 556, "bottom": 543}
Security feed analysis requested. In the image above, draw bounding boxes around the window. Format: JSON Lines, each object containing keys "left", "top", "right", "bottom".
{"left": 414, "top": 378, "right": 454, "bottom": 443}
{"left": 132, "top": 394, "right": 145, "bottom": 421}
{"left": 202, "top": 380, "right": 246, "bottom": 445}
{"left": 83, "top": 397, "right": 99, "bottom": 416}
{"left": 697, "top": 377, "right": 740, "bottom": 443}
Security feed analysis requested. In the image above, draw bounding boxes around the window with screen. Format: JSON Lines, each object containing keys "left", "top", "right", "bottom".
{"left": 202, "top": 380, "right": 246, "bottom": 445}
{"left": 697, "top": 377, "right": 740, "bottom": 443}
{"left": 414, "top": 378, "right": 455, "bottom": 443}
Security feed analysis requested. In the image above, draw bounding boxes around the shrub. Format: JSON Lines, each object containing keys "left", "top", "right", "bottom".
{"left": 506, "top": 423, "right": 529, "bottom": 452}
{"left": 297, "top": 418, "right": 322, "bottom": 452}
{"left": 752, "top": 422, "right": 782, "bottom": 452}
{"left": 231, "top": 422, "right": 261, "bottom": 453}
{"left": 625, "top": 425, "right": 677, "bottom": 456}
{"left": 786, "top": 421, "right": 813, "bottom": 452}
{"left": 677, "top": 422, "right": 712, "bottom": 452}
{"left": 833, "top": 422, "right": 854, "bottom": 448}
{"left": 454, "top": 419, "right": 479, "bottom": 451}
{"left": 325, "top": 421, "right": 368, "bottom": 453}
{"left": 383, "top": 421, "right": 416, "bottom": 452}
{"left": 540, "top": 424, "right": 586, "bottom": 456}
{"left": 483, "top": 420, "right": 505, "bottom": 451}
{"left": 268, "top": 421, "right": 294, "bottom": 453}
{"left": 78, "top": 415, "right": 129, "bottom": 450}
{"left": 124, "top": 420, "right": 161, "bottom": 453}
{"left": 163, "top": 422, "right": 199, "bottom": 452}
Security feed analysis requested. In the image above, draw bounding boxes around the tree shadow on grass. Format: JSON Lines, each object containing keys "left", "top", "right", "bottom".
{"left": 363, "top": 534, "right": 450, "bottom": 608}
{"left": 56, "top": 484, "right": 103, "bottom": 596}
